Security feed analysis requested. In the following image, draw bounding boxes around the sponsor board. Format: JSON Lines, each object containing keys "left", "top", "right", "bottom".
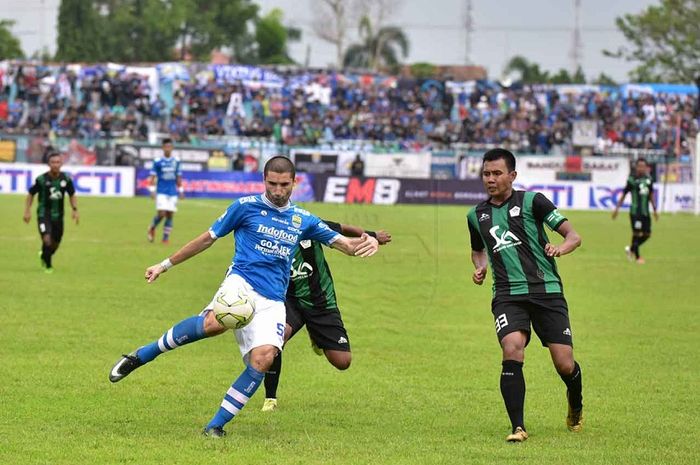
{"left": 0, "top": 163, "right": 135, "bottom": 196}
{"left": 315, "top": 175, "right": 485, "bottom": 205}
{"left": 516, "top": 156, "right": 629, "bottom": 185}
{"left": 135, "top": 169, "right": 315, "bottom": 202}
{"left": 364, "top": 152, "right": 431, "bottom": 179}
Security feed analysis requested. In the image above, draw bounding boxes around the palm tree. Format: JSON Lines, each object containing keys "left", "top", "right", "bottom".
{"left": 503, "top": 56, "right": 550, "bottom": 84}
{"left": 343, "top": 16, "right": 409, "bottom": 71}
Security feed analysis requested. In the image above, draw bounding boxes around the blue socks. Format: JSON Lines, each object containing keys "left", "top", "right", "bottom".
{"left": 206, "top": 365, "right": 265, "bottom": 429}
{"left": 136, "top": 315, "right": 206, "bottom": 363}
{"left": 163, "top": 217, "right": 173, "bottom": 242}
{"left": 150, "top": 214, "right": 163, "bottom": 229}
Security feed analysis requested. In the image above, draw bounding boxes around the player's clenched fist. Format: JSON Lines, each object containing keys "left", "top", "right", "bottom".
{"left": 473, "top": 266, "right": 487, "bottom": 285}
{"left": 145, "top": 264, "right": 166, "bottom": 283}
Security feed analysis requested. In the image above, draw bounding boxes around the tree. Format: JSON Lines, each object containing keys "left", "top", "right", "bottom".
{"left": 592, "top": 72, "right": 618, "bottom": 86}
{"left": 177, "top": 0, "right": 259, "bottom": 61}
{"left": 410, "top": 62, "right": 436, "bottom": 79}
{"left": 56, "top": 0, "right": 103, "bottom": 61}
{"left": 311, "top": 0, "right": 356, "bottom": 68}
{"left": 604, "top": 0, "right": 700, "bottom": 83}
{"left": 343, "top": 16, "right": 409, "bottom": 71}
{"left": 503, "top": 56, "right": 550, "bottom": 83}
{"left": 0, "top": 20, "right": 23, "bottom": 60}
{"left": 254, "top": 8, "right": 300, "bottom": 64}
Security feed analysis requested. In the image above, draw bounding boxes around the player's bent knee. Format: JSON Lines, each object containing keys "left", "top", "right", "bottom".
{"left": 249, "top": 346, "right": 278, "bottom": 372}
{"left": 327, "top": 351, "right": 351, "bottom": 370}
{"left": 203, "top": 310, "right": 227, "bottom": 336}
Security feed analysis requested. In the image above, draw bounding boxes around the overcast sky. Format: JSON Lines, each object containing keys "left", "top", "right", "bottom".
{"left": 2, "top": 0, "right": 663, "bottom": 82}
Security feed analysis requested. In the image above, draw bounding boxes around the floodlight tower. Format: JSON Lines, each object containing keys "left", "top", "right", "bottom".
{"left": 463, "top": 0, "right": 474, "bottom": 65}
{"left": 570, "top": 0, "right": 583, "bottom": 74}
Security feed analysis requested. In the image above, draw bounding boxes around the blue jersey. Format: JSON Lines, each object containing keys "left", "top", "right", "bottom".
{"left": 210, "top": 194, "right": 340, "bottom": 301}
{"left": 150, "top": 157, "right": 182, "bottom": 195}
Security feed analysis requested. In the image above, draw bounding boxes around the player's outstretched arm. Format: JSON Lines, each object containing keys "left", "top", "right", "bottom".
{"left": 145, "top": 231, "right": 217, "bottom": 283}
{"left": 544, "top": 221, "right": 581, "bottom": 257}
{"left": 330, "top": 233, "right": 379, "bottom": 257}
{"left": 471, "top": 249, "right": 488, "bottom": 285}
{"left": 338, "top": 223, "right": 392, "bottom": 245}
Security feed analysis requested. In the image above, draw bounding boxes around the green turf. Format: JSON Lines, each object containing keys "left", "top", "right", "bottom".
{"left": 0, "top": 194, "right": 698, "bottom": 465}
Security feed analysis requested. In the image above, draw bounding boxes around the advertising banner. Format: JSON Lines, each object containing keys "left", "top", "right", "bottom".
{"left": 314, "top": 175, "right": 486, "bottom": 205}
{"left": 290, "top": 149, "right": 339, "bottom": 174}
{"left": 430, "top": 151, "right": 457, "bottom": 179}
{"left": 290, "top": 148, "right": 359, "bottom": 176}
{"left": 516, "top": 156, "right": 629, "bottom": 185}
{"left": 0, "top": 138, "right": 17, "bottom": 162}
{"left": 0, "top": 163, "right": 135, "bottom": 197}
{"left": 119, "top": 144, "right": 211, "bottom": 171}
{"left": 364, "top": 152, "right": 431, "bottom": 179}
{"left": 135, "top": 169, "right": 315, "bottom": 202}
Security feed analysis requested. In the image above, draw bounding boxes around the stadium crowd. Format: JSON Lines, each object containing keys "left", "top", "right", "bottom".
{"left": 1, "top": 63, "right": 698, "bottom": 155}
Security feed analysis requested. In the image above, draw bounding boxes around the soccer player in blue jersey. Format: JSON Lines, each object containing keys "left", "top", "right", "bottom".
{"left": 109, "top": 156, "right": 379, "bottom": 438}
{"left": 146, "top": 138, "right": 183, "bottom": 244}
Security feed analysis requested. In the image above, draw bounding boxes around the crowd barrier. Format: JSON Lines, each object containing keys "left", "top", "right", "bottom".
{"left": 1, "top": 161, "right": 694, "bottom": 212}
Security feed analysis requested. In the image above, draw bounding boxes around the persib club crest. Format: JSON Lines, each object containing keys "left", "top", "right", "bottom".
{"left": 292, "top": 214, "right": 302, "bottom": 228}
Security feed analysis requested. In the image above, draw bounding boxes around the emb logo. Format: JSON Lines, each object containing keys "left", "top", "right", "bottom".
{"left": 489, "top": 225, "right": 521, "bottom": 252}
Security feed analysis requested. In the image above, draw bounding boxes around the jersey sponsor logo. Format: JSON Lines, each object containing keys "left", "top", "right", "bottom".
{"left": 271, "top": 216, "right": 289, "bottom": 225}
{"left": 299, "top": 240, "right": 311, "bottom": 249}
{"left": 256, "top": 239, "right": 293, "bottom": 258}
{"left": 489, "top": 225, "right": 521, "bottom": 252}
{"left": 260, "top": 210, "right": 268, "bottom": 216}
{"left": 256, "top": 224, "right": 298, "bottom": 243}
{"left": 290, "top": 256, "right": 313, "bottom": 279}
{"left": 495, "top": 313, "right": 508, "bottom": 332}
{"left": 509, "top": 206, "right": 520, "bottom": 217}
{"left": 239, "top": 195, "right": 257, "bottom": 204}
{"left": 292, "top": 214, "right": 302, "bottom": 228}
{"left": 60, "top": 180, "right": 67, "bottom": 188}
{"left": 479, "top": 212, "right": 490, "bottom": 222}
{"left": 49, "top": 186, "right": 63, "bottom": 200}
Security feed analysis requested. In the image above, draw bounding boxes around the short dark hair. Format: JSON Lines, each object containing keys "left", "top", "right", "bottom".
{"left": 47, "top": 151, "right": 62, "bottom": 161}
{"left": 264, "top": 156, "right": 295, "bottom": 179}
{"left": 162, "top": 137, "right": 173, "bottom": 145}
{"left": 482, "top": 148, "right": 516, "bottom": 172}
{"left": 636, "top": 158, "right": 648, "bottom": 165}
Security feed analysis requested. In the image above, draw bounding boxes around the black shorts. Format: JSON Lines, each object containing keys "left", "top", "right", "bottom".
{"left": 285, "top": 299, "right": 350, "bottom": 352}
{"left": 37, "top": 219, "right": 64, "bottom": 243}
{"left": 630, "top": 215, "right": 651, "bottom": 234}
{"left": 491, "top": 295, "right": 573, "bottom": 347}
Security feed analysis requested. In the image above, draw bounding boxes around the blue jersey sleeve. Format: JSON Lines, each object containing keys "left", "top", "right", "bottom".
{"left": 150, "top": 159, "right": 159, "bottom": 177}
{"left": 175, "top": 159, "right": 182, "bottom": 177}
{"left": 209, "top": 199, "right": 248, "bottom": 238}
{"left": 302, "top": 217, "right": 341, "bottom": 245}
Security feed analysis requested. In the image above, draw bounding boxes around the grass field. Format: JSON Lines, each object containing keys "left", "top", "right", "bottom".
{"left": 0, "top": 194, "right": 698, "bottom": 465}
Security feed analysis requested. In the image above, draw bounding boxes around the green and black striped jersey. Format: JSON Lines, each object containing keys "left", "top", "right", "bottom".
{"left": 28, "top": 172, "right": 75, "bottom": 221}
{"left": 286, "top": 220, "right": 340, "bottom": 310}
{"left": 467, "top": 190, "right": 567, "bottom": 298}
{"left": 624, "top": 175, "right": 654, "bottom": 217}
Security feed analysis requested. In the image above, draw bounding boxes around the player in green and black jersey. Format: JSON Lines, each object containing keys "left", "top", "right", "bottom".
{"left": 467, "top": 148, "right": 583, "bottom": 442}
{"left": 612, "top": 158, "right": 658, "bottom": 264}
{"left": 261, "top": 221, "right": 392, "bottom": 412}
{"left": 23, "top": 152, "right": 79, "bottom": 272}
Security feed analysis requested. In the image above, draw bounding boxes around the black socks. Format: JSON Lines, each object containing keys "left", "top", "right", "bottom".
{"left": 264, "top": 351, "right": 283, "bottom": 398}
{"left": 500, "top": 360, "right": 526, "bottom": 432}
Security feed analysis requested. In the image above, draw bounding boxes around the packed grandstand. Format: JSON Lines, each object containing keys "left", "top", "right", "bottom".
{"left": 1, "top": 62, "right": 698, "bottom": 159}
